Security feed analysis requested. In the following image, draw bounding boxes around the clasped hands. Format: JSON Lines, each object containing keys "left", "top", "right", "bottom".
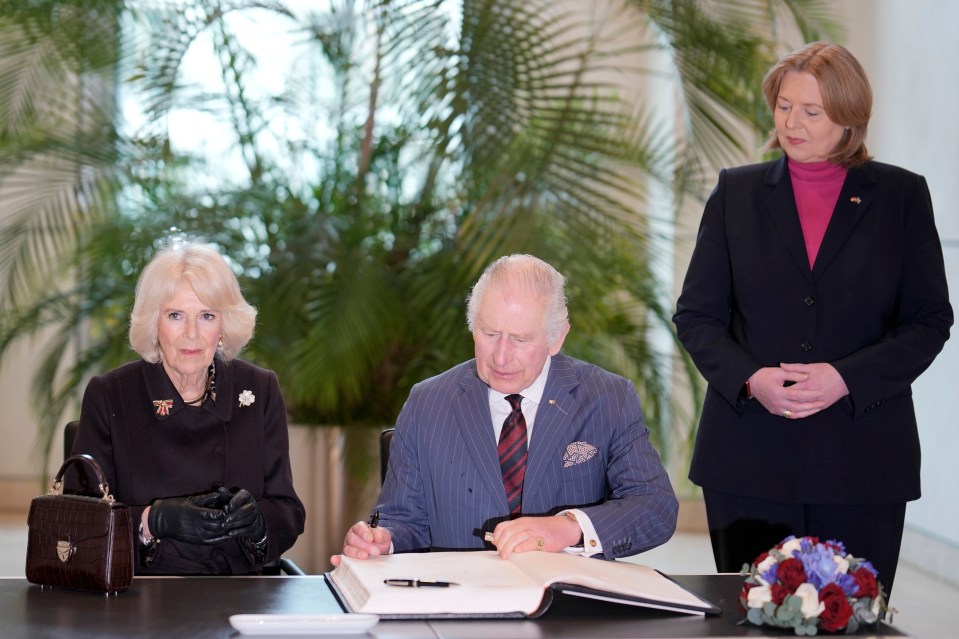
{"left": 147, "top": 486, "right": 266, "bottom": 545}
{"left": 330, "top": 513, "right": 582, "bottom": 566}
{"left": 749, "top": 362, "right": 849, "bottom": 420}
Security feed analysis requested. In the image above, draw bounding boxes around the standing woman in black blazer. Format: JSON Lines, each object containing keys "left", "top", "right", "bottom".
{"left": 673, "top": 42, "right": 952, "bottom": 597}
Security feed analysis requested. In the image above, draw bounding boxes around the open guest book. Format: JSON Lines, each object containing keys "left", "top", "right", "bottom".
{"left": 326, "top": 550, "right": 721, "bottom": 619}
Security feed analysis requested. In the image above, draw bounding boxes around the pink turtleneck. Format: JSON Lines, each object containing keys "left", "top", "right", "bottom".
{"left": 788, "top": 158, "right": 848, "bottom": 268}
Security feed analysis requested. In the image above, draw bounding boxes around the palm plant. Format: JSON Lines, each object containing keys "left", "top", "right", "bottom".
{"left": 0, "top": 0, "right": 840, "bottom": 486}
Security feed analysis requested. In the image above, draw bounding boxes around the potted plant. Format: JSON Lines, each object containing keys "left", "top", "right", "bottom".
{"left": 0, "top": 0, "right": 840, "bottom": 570}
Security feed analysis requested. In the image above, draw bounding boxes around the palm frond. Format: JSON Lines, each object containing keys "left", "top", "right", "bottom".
{"left": 0, "top": 0, "right": 840, "bottom": 482}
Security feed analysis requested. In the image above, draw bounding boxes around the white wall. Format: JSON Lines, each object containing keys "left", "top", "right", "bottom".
{"left": 840, "top": 0, "right": 959, "bottom": 581}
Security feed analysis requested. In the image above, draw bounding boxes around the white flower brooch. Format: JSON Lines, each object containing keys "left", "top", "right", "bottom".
{"left": 238, "top": 390, "right": 255, "bottom": 407}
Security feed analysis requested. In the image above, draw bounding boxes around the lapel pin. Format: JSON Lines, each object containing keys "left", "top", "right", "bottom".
{"left": 547, "top": 399, "right": 568, "bottom": 415}
{"left": 850, "top": 196, "right": 861, "bottom": 204}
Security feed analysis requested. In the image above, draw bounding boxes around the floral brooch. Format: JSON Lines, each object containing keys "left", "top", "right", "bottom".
{"left": 238, "top": 390, "right": 255, "bottom": 407}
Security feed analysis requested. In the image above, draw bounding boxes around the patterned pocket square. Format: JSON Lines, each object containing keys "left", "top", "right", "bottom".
{"left": 563, "top": 441, "right": 598, "bottom": 467}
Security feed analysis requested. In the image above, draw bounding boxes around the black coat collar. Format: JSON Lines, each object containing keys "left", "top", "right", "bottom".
{"left": 141, "top": 359, "right": 234, "bottom": 422}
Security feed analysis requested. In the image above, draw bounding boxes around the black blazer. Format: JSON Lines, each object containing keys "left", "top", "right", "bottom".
{"left": 674, "top": 156, "right": 952, "bottom": 504}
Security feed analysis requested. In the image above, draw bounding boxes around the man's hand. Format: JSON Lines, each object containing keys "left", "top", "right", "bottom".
{"left": 330, "top": 520, "right": 392, "bottom": 566}
{"left": 487, "top": 515, "right": 582, "bottom": 560}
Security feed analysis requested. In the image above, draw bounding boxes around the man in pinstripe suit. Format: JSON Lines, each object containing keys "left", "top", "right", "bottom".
{"left": 331, "top": 255, "right": 677, "bottom": 565}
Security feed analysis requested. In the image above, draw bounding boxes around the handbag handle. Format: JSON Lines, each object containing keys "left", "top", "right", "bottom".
{"left": 50, "top": 453, "right": 115, "bottom": 502}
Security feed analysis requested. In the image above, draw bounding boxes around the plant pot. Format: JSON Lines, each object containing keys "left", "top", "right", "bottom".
{"left": 284, "top": 425, "right": 382, "bottom": 574}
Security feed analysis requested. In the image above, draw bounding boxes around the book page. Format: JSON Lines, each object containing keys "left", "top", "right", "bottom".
{"left": 331, "top": 551, "right": 545, "bottom": 616}
{"left": 329, "top": 550, "right": 717, "bottom": 617}
{"left": 509, "top": 551, "right": 715, "bottom": 613}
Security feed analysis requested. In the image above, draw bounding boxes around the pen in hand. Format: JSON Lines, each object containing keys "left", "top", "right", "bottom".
{"left": 368, "top": 510, "right": 379, "bottom": 528}
{"left": 384, "top": 579, "right": 459, "bottom": 588}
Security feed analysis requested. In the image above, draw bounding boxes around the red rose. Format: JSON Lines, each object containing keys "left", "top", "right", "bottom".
{"left": 770, "top": 583, "right": 790, "bottom": 605}
{"left": 738, "top": 582, "right": 755, "bottom": 611}
{"left": 777, "top": 557, "right": 807, "bottom": 590}
{"left": 819, "top": 583, "right": 854, "bottom": 632}
{"left": 851, "top": 567, "right": 879, "bottom": 598}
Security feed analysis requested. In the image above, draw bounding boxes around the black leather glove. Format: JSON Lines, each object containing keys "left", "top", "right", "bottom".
{"left": 190, "top": 486, "right": 234, "bottom": 509}
{"left": 223, "top": 488, "right": 268, "bottom": 564}
{"left": 222, "top": 488, "right": 267, "bottom": 542}
{"left": 148, "top": 489, "right": 232, "bottom": 545}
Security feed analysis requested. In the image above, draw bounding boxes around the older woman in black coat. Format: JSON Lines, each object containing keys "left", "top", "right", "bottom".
{"left": 69, "top": 242, "right": 305, "bottom": 574}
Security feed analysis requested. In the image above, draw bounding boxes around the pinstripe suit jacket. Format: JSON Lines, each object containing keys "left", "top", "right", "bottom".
{"left": 375, "top": 353, "right": 678, "bottom": 559}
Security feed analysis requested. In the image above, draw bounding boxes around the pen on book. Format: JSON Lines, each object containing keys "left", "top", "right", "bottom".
{"left": 384, "top": 579, "right": 459, "bottom": 588}
{"left": 368, "top": 510, "right": 379, "bottom": 528}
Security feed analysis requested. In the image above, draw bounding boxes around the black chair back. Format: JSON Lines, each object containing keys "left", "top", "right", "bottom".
{"left": 64, "top": 420, "right": 79, "bottom": 461}
{"left": 379, "top": 427, "right": 395, "bottom": 484}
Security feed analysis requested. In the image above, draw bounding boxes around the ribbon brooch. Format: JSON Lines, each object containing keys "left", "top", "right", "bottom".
{"left": 153, "top": 399, "right": 173, "bottom": 417}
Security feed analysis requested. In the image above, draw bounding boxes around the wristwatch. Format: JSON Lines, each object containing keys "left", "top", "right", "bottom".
{"left": 138, "top": 521, "right": 161, "bottom": 568}
{"left": 138, "top": 521, "right": 158, "bottom": 548}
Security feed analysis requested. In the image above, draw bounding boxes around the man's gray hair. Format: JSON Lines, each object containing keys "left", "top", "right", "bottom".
{"left": 466, "top": 254, "right": 569, "bottom": 344}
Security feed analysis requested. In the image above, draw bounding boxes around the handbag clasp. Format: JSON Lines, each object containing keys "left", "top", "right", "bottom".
{"left": 56, "top": 540, "right": 76, "bottom": 563}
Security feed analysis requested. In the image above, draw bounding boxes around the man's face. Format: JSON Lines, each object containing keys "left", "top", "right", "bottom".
{"left": 473, "top": 286, "right": 567, "bottom": 394}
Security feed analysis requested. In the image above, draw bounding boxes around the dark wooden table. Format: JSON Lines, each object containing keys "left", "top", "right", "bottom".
{"left": 0, "top": 574, "right": 908, "bottom": 639}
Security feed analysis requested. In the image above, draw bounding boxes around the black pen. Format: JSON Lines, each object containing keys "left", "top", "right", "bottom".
{"left": 368, "top": 510, "right": 379, "bottom": 528}
{"left": 383, "top": 579, "right": 459, "bottom": 588}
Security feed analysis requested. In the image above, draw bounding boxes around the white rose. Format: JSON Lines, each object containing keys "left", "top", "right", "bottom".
{"left": 833, "top": 554, "right": 849, "bottom": 574}
{"left": 747, "top": 585, "right": 772, "bottom": 609}
{"left": 794, "top": 583, "right": 825, "bottom": 618}
{"left": 780, "top": 538, "right": 803, "bottom": 556}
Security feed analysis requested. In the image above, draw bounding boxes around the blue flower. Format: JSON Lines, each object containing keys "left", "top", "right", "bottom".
{"left": 857, "top": 560, "right": 878, "bottom": 577}
{"left": 824, "top": 538, "right": 847, "bottom": 555}
{"left": 799, "top": 543, "right": 841, "bottom": 589}
{"left": 759, "top": 563, "right": 779, "bottom": 585}
{"left": 836, "top": 572, "right": 858, "bottom": 596}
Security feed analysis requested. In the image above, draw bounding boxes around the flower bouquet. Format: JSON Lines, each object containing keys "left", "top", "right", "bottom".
{"left": 739, "top": 536, "right": 887, "bottom": 635}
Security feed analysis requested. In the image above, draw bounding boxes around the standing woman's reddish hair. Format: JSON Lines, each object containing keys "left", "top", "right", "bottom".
{"left": 762, "top": 42, "right": 873, "bottom": 168}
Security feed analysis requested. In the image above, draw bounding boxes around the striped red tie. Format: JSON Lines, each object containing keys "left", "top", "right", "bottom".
{"left": 498, "top": 394, "right": 528, "bottom": 515}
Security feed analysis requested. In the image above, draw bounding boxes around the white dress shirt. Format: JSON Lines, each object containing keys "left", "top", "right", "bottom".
{"left": 486, "top": 356, "right": 602, "bottom": 556}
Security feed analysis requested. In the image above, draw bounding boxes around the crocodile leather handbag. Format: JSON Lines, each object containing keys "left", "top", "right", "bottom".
{"left": 26, "top": 454, "right": 134, "bottom": 594}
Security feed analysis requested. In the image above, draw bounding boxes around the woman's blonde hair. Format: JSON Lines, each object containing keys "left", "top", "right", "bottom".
{"left": 129, "top": 242, "right": 256, "bottom": 363}
{"left": 762, "top": 41, "right": 873, "bottom": 168}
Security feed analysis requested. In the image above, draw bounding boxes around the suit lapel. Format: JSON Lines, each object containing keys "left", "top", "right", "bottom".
{"left": 811, "top": 165, "right": 875, "bottom": 279}
{"left": 451, "top": 366, "right": 509, "bottom": 511}
{"left": 763, "top": 157, "right": 813, "bottom": 282}
{"left": 524, "top": 355, "right": 581, "bottom": 510}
